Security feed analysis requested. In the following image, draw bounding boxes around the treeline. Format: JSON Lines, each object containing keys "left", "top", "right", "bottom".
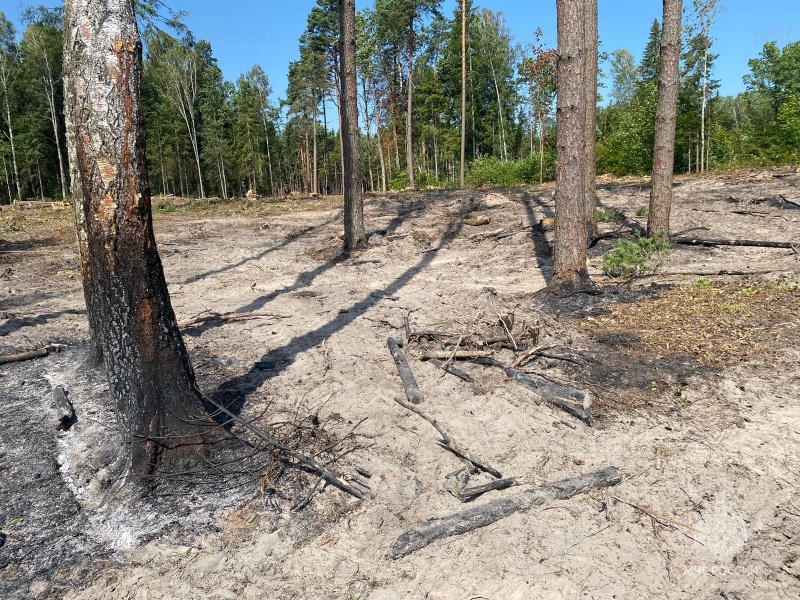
{"left": 0, "top": 1, "right": 798, "bottom": 203}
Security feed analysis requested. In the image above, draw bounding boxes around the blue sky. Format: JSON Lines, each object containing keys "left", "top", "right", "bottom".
{"left": 5, "top": 1, "right": 799, "bottom": 105}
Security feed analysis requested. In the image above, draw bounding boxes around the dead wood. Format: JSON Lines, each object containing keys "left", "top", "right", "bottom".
{"left": 473, "top": 358, "right": 593, "bottom": 425}
{"left": 463, "top": 216, "right": 490, "bottom": 226}
{"left": 511, "top": 345, "right": 555, "bottom": 369}
{"left": 387, "top": 337, "right": 424, "bottom": 404}
{"left": 671, "top": 237, "right": 796, "bottom": 249}
{"left": 418, "top": 350, "right": 492, "bottom": 360}
{"left": 52, "top": 386, "right": 75, "bottom": 430}
{"left": 177, "top": 311, "right": 280, "bottom": 329}
{"left": 204, "top": 396, "right": 367, "bottom": 500}
{"left": 427, "top": 358, "right": 474, "bottom": 382}
{"left": 391, "top": 394, "right": 502, "bottom": 479}
{"left": 387, "top": 466, "right": 622, "bottom": 559}
{"left": 0, "top": 347, "right": 49, "bottom": 365}
{"left": 779, "top": 194, "right": 800, "bottom": 209}
{"left": 458, "top": 477, "right": 520, "bottom": 502}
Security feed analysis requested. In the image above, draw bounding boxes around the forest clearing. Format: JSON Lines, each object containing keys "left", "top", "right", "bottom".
{"left": 1, "top": 169, "right": 799, "bottom": 599}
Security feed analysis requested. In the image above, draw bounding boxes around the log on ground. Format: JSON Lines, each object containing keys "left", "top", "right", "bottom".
{"left": 52, "top": 386, "right": 75, "bottom": 430}
{"left": 387, "top": 466, "right": 622, "bottom": 559}
{"left": 0, "top": 347, "right": 49, "bottom": 365}
{"left": 671, "top": 237, "right": 796, "bottom": 249}
{"left": 387, "top": 337, "right": 424, "bottom": 404}
{"left": 474, "top": 358, "right": 593, "bottom": 425}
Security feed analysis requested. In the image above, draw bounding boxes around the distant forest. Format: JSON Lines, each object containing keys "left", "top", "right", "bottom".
{"left": 0, "top": 0, "right": 798, "bottom": 202}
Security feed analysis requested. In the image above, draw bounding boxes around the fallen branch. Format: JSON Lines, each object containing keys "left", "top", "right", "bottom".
{"left": 388, "top": 467, "right": 622, "bottom": 558}
{"left": 204, "top": 396, "right": 367, "bottom": 500}
{"left": 612, "top": 496, "right": 698, "bottom": 532}
{"left": 458, "top": 477, "right": 520, "bottom": 502}
{"left": 177, "top": 311, "right": 280, "bottom": 329}
{"left": 391, "top": 394, "right": 502, "bottom": 479}
{"left": 474, "top": 357, "right": 592, "bottom": 425}
{"left": 671, "top": 237, "right": 796, "bottom": 249}
{"left": 419, "top": 350, "right": 492, "bottom": 360}
{"left": 387, "top": 337, "right": 424, "bottom": 404}
{"left": 511, "top": 345, "right": 555, "bottom": 369}
{"left": 52, "top": 386, "right": 75, "bottom": 430}
{"left": 427, "top": 358, "right": 474, "bottom": 383}
{"left": 779, "top": 194, "right": 800, "bottom": 209}
{"left": 0, "top": 347, "right": 48, "bottom": 365}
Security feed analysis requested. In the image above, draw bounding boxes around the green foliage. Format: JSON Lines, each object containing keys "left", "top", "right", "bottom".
{"left": 466, "top": 155, "right": 552, "bottom": 187}
{"left": 602, "top": 234, "right": 669, "bottom": 279}
{"left": 596, "top": 207, "right": 626, "bottom": 223}
{"left": 635, "top": 205, "right": 649, "bottom": 217}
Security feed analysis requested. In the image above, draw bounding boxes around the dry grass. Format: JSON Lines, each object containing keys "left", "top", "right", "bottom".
{"left": 580, "top": 278, "right": 800, "bottom": 366}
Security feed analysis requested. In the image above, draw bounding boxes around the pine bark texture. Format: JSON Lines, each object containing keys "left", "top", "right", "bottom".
{"left": 459, "top": 0, "right": 466, "bottom": 188}
{"left": 406, "top": 14, "right": 415, "bottom": 188}
{"left": 63, "top": 0, "right": 211, "bottom": 478}
{"left": 648, "top": 0, "right": 683, "bottom": 239}
{"left": 550, "top": 0, "right": 592, "bottom": 293}
{"left": 583, "top": 0, "right": 598, "bottom": 237}
{"left": 340, "top": 0, "right": 366, "bottom": 250}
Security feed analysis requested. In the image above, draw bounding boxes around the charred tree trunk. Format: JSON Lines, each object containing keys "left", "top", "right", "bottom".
{"left": 64, "top": 0, "right": 213, "bottom": 480}
{"left": 584, "top": 0, "right": 598, "bottom": 238}
{"left": 340, "top": 0, "right": 366, "bottom": 250}
{"left": 647, "top": 0, "right": 682, "bottom": 240}
{"left": 549, "top": 0, "right": 593, "bottom": 294}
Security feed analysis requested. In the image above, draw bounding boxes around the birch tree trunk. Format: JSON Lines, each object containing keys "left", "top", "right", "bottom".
{"left": 648, "top": 0, "right": 682, "bottom": 239}
{"left": 64, "top": 0, "right": 213, "bottom": 480}
{"left": 340, "top": 0, "right": 365, "bottom": 250}
{"left": 549, "top": 0, "right": 593, "bottom": 294}
{"left": 0, "top": 64, "right": 22, "bottom": 202}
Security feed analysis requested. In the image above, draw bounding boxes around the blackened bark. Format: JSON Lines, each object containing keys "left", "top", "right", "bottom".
{"left": 648, "top": 0, "right": 682, "bottom": 240}
{"left": 584, "top": 0, "right": 598, "bottom": 237}
{"left": 340, "top": 0, "right": 366, "bottom": 250}
{"left": 549, "top": 0, "right": 593, "bottom": 293}
{"left": 64, "top": 0, "right": 212, "bottom": 479}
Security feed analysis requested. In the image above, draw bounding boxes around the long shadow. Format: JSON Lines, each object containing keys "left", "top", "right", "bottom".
{"left": 0, "top": 308, "right": 86, "bottom": 336}
{"left": 194, "top": 198, "right": 433, "bottom": 326}
{"left": 210, "top": 213, "right": 465, "bottom": 419}
{"left": 178, "top": 213, "right": 341, "bottom": 286}
{"left": 518, "top": 191, "right": 554, "bottom": 284}
{"left": 0, "top": 237, "right": 64, "bottom": 252}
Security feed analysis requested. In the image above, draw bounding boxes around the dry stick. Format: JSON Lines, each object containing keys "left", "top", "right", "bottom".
{"left": 419, "top": 350, "right": 492, "bottom": 360}
{"left": 52, "top": 386, "right": 75, "bottom": 429}
{"left": 391, "top": 394, "right": 502, "bottom": 479}
{"left": 387, "top": 337, "right": 424, "bottom": 404}
{"left": 779, "top": 194, "right": 800, "bottom": 209}
{"left": 497, "top": 314, "right": 517, "bottom": 350}
{"left": 387, "top": 467, "right": 622, "bottom": 559}
{"left": 511, "top": 345, "right": 555, "bottom": 369}
{"left": 671, "top": 237, "right": 796, "bottom": 249}
{"left": 427, "top": 358, "right": 474, "bottom": 383}
{"left": 203, "top": 396, "right": 367, "bottom": 500}
{"left": 0, "top": 347, "right": 49, "bottom": 365}
{"left": 177, "top": 311, "right": 280, "bottom": 329}
{"left": 458, "top": 477, "right": 520, "bottom": 502}
{"left": 612, "top": 496, "right": 698, "bottom": 532}
{"left": 473, "top": 357, "right": 592, "bottom": 425}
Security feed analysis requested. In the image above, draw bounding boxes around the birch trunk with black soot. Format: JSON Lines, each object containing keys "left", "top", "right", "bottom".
{"left": 64, "top": 0, "right": 214, "bottom": 482}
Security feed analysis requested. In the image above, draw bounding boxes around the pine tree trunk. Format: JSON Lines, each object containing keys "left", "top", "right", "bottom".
{"left": 584, "top": 0, "right": 599, "bottom": 237}
{"left": 549, "top": 0, "right": 593, "bottom": 294}
{"left": 460, "top": 0, "right": 467, "bottom": 187}
{"left": 340, "top": 0, "right": 365, "bottom": 250}
{"left": 406, "top": 14, "right": 415, "bottom": 188}
{"left": 647, "top": 0, "right": 682, "bottom": 240}
{"left": 64, "top": 0, "right": 212, "bottom": 480}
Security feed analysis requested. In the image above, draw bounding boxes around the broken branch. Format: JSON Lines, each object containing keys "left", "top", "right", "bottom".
{"left": 458, "top": 477, "right": 520, "bottom": 502}
{"left": 387, "top": 337, "right": 424, "bottom": 404}
{"left": 388, "top": 467, "right": 622, "bottom": 558}
{"left": 391, "top": 394, "right": 502, "bottom": 479}
{"left": 671, "top": 237, "right": 796, "bottom": 249}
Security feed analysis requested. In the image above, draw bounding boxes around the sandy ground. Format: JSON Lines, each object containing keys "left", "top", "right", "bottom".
{"left": 1, "top": 170, "right": 800, "bottom": 599}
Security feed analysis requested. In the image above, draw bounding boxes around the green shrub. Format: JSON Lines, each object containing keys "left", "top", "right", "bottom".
{"left": 635, "top": 205, "right": 649, "bottom": 217}
{"left": 597, "top": 207, "right": 627, "bottom": 223}
{"left": 602, "top": 233, "right": 669, "bottom": 279}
